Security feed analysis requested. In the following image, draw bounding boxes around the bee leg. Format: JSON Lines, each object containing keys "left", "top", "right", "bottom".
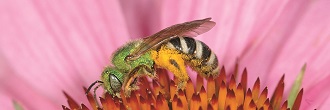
{"left": 140, "top": 65, "right": 157, "bottom": 79}
{"left": 122, "top": 66, "right": 142, "bottom": 97}
{"left": 124, "top": 84, "right": 139, "bottom": 97}
{"left": 167, "top": 58, "right": 189, "bottom": 90}
{"left": 123, "top": 83, "right": 140, "bottom": 97}
{"left": 122, "top": 65, "right": 154, "bottom": 97}
{"left": 152, "top": 49, "right": 189, "bottom": 90}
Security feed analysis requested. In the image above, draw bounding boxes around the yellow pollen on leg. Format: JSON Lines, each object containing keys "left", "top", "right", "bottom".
{"left": 151, "top": 47, "right": 189, "bottom": 89}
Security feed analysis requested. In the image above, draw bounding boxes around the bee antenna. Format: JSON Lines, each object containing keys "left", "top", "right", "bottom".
{"left": 86, "top": 80, "right": 104, "bottom": 95}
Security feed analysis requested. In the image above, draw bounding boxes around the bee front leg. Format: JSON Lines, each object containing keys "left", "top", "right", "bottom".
{"left": 140, "top": 65, "right": 157, "bottom": 79}
{"left": 122, "top": 67, "right": 141, "bottom": 97}
{"left": 122, "top": 65, "right": 155, "bottom": 97}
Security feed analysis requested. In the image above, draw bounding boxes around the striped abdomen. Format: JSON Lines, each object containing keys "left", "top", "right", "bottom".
{"left": 164, "top": 37, "right": 219, "bottom": 77}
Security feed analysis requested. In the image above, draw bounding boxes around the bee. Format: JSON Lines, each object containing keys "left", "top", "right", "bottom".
{"left": 87, "top": 18, "right": 219, "bottom": 99}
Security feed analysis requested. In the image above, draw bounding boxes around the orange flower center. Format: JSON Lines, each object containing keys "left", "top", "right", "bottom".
{"left": 63, "top": 66, "right": 303, "bottom": 110}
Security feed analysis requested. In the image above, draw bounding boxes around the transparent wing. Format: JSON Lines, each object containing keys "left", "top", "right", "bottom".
{"left": 126, "top": 18, "right": 216, "bottom": 60}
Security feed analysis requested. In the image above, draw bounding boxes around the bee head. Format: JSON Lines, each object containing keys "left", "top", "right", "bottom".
{"left": 101, "top": 66, "right": 124, "bottom": 96}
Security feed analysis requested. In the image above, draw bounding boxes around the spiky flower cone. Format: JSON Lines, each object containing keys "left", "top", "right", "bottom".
{"left": 63, "top": 67, "right": 303, "bottom": 110}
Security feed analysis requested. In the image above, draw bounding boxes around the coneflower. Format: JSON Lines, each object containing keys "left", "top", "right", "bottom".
{"left": 1, "top": 1, "right": 329, "bottom": 110}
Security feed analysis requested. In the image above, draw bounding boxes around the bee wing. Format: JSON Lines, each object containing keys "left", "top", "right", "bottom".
{"left": 127, "top": 18, "right": 216, "bottom": 60}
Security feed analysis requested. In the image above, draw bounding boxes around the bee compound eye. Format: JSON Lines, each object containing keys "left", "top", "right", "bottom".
{"left": 109, "top": 74, "right": 122, "bottom": 93}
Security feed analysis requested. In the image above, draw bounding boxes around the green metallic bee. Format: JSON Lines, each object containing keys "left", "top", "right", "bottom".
{"left": 87, "top": 18, "right": 219, "bottom": 98}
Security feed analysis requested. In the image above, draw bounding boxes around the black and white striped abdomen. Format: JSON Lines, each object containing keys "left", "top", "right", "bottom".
{"left": 165, "top": 37, "right": 219, "bottom": 76}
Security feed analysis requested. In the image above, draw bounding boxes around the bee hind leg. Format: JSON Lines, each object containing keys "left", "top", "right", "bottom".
{"left": 152, "top": 49, "right": 189, "bottom": 90}
{"left": 168, "top": 58, "right": 189, "bottom": 90}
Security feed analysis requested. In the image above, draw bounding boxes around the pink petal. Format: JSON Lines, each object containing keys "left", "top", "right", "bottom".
{"left": 0, "top": 92, "right": 15, "bottom": 110}
{"left": 238, "top": 0, "right": 330, "bottom": 91}
{"left": 319, "top": 90, "right": 330, "bottom": 110}
{"left": 118, "top": 0, "right": 162, "bottom": 38}
{"left": 0, "top": 0, "right": 129, "bottom": 109}
{"left": 0, "top": 72, "right": 58, "bottom": 109}
{"left": 301, "top": 74, "right": 330, "bottom": 110}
